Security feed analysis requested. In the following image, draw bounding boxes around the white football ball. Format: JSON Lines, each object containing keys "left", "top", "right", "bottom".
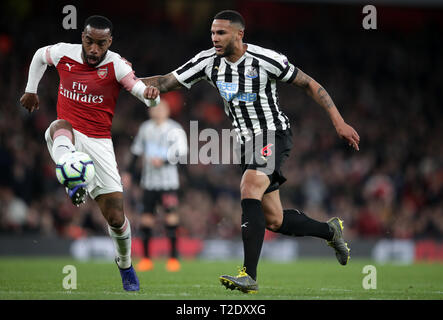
{"left": 55, "top": 151, "right": 95, "bottom": 189}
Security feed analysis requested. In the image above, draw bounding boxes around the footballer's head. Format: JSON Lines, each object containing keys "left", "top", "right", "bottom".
{"left": 149, "top": 100, "right": 170, "bottom": 123}
{"left": 81, "top": 15, "right": 113, "bottom": 67}
{"left": 211, "top": 10, "right": 245, "bottom": 57}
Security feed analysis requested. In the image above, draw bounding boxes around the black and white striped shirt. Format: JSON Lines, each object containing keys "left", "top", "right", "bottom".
{"left": 131, "top": 119, "right": 188, "bottom": 190}
{"left": 172, "top": 43, "right": 298, "bottom": 139}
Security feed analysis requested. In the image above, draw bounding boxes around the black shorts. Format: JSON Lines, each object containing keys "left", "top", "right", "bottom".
{"left": 237, "top": 129, "right": 293, "bottom": 194}
{"left": 142, "top": 190, "right": 179, "bottom": 214}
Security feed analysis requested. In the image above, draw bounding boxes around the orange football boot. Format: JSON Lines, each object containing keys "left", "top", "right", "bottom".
{"left": 166, "top": 258, "right": 181, "bottom": 272}
{"left": 136, "top": 258, "right": 154, "bottom": 271}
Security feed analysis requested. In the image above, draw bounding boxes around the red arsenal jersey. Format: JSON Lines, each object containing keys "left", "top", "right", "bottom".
{"left": 45, "top": 43, "right": 139, "bottom": 138}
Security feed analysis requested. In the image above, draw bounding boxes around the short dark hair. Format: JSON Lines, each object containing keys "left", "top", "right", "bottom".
{"left": 84, "top": 15, "right": 113, "bottom": 34}
{"left": 214, "top": 10, "right": 245, "bottom": 29}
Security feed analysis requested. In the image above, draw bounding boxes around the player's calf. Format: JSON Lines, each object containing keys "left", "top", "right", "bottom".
{"left": 99, "top": 198, "right": 133, "bottom": 269}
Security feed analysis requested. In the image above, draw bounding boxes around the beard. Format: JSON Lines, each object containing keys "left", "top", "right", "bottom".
{"left": 219, "top": 40, "right": 235, "bottom": 57}
{"left": 82, "top": 46, "right": 107, "bottom": 67}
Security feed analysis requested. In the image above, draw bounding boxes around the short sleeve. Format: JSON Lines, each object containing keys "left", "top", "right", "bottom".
{"left": 264, "top": 52, "right": 298, "bottom": 83}
{"left": 172, "top": 49, "right": 215, "bottom": 89}
{"left": 113, "top": 54, "right": 134, "bottom": 83}
{"left": 46, "top": 43, "right": 72, "bottom": 67}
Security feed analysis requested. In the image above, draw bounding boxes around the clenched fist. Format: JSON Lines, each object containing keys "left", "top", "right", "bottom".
{"left": 20, "top": 92, "right": 40, "bottom": 113}
{"left": 143, "top": 85, "right": 160, "bottom": 100}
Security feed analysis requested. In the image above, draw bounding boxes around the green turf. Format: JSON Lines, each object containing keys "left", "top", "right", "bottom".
{"left": 0, "top": 257, "right": 442, "bottom": 300}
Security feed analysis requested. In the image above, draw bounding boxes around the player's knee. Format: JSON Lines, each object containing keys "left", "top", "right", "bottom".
{"left": 266, "top": 220, "right": 282, "bottom": 232}
{"left": 141, "top": 213, "right": 155, "bottom": 227}
{"left": 49, "top": 119, "right": 74, "bottom": 139}
{"left": 106, "top": 213, "right": 125, "bottom": 229}
{"left": 240, "top": 181, "right": 265, "bottom": 199}
{"left": 262, "top": 203, "right": 283, "bottom": 231}
{"left": 105, "top": 208, "right": 125, "bottom": 228}
{"left": 240, "top": 170, "right": 269, "bottom": 199}
{"left": 99, "top": 194, "right": 125, "bottom": 227}
{"left": 165, "top": 212, "right": 179, "bottom": 226}
{"left": 264, "top": 212, "right": 283, "bottom": 232}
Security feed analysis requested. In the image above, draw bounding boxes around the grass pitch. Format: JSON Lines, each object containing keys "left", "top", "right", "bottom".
{"left": 0, "top": 257, "right": 442, "bottom": 300}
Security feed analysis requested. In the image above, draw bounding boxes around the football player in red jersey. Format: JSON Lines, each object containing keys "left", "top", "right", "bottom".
{"left": 20, "top": 15, "right": 160, "bottom": 291}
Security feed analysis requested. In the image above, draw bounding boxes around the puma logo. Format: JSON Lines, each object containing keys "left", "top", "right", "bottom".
{"left": 65, "top": 63, "right": 74, "bottom": 71}
{"left": 241, "top": 222, "right": 248, "bottom": 228}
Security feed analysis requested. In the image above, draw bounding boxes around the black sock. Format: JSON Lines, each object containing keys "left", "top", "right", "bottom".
{"left": 276, "top": 209, "right": 334, "bottom": 241}
{"left": 141, "top": 227, "right": 152, "bottom": 258}
{"left": 241, "top": 198, "right": 266, "bottom": 281}
{"left": 166, "top": 225, "right": 178, "bottom": 258}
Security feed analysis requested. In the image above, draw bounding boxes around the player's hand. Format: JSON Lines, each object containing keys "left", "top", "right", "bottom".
{"left": 150, "top": 157, "right": 164, "bottom": 168}
{"left": 20, "top": 92, "right": 40, "bottom": 113}
{"left": 143, "top": 85, "right": 160, "bottom": 100}
{"left": 335, "top": 121, "right": 360, "bottom": 151}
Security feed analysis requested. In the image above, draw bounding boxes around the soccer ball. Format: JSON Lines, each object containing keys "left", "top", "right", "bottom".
{"left": 55, "top": 151, "right": 95, "bottom": 189}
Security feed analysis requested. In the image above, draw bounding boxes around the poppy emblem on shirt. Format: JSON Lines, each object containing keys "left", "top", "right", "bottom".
{"left": 261, "top": 143, "right": 273, "bottom": 157}
{"left": 97, "top": 67, "right": 108, "bottom": 79}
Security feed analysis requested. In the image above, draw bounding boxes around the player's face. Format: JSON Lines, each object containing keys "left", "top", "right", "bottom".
{"left": 149, "top": 102, "right": 169, "bottom": 122}
{"left": 81, "top": 26, "right": 112, "bottom": 67}
{"left": 211, "top": 19, "right": 241, "bottom": 57}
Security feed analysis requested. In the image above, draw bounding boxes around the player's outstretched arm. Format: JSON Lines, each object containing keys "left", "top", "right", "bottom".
{"left": 292, "top": 69, "right": 360, "bottom": 151}
{"left": 141, "top": 73, "right": 183, "bottom": 95}
{"left": 20, "top": 46, "right": 50, "bottom": 113}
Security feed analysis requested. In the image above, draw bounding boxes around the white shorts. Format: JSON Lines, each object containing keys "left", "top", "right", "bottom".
{"left": 45, "top": 124, "right": 123, "bottom": 199}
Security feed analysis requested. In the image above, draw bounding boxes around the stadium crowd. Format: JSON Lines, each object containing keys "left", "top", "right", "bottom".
{"left": 0, "top": 2, "right": 442, "bottom": 241}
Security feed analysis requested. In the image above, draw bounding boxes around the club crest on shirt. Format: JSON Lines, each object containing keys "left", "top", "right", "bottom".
{"left": 97, "top": 67, "right": 108, "bottom": 79}
{"left": 245, "top": 67, "right": 258, "bottom": 79}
